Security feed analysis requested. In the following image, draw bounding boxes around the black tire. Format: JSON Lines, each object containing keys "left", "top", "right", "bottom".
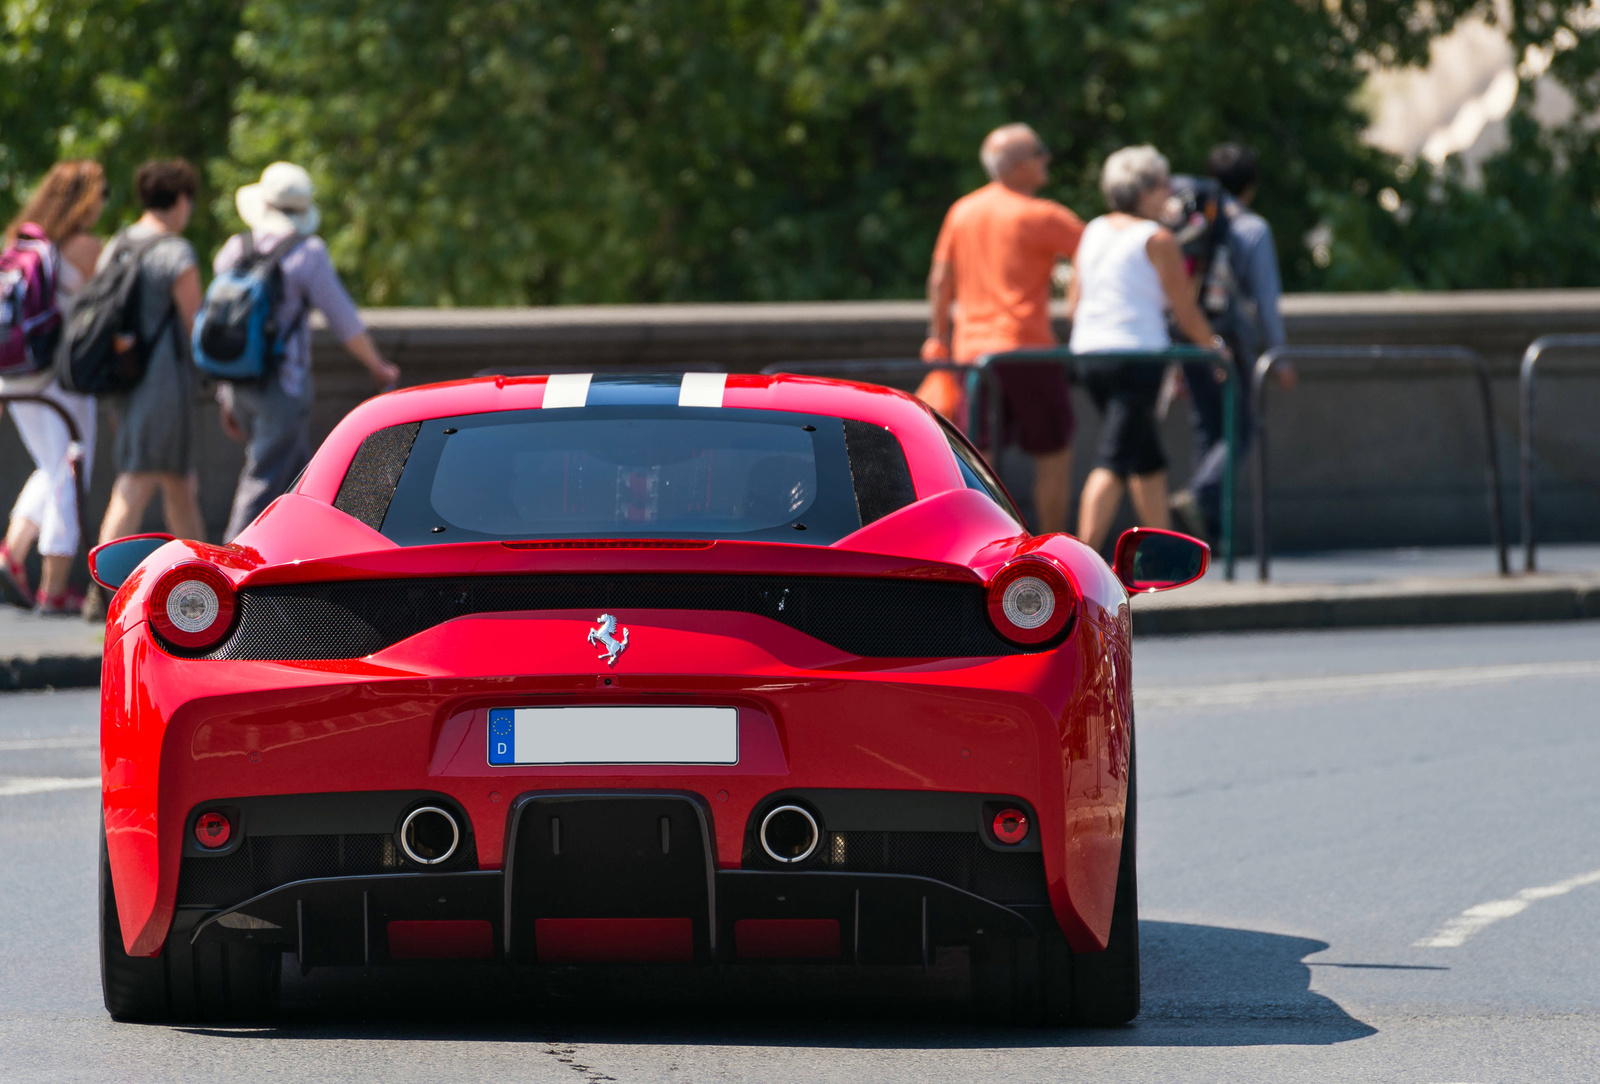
{"left": 1057, "top": 745, "right": 1140, "bottom": 1026}
{"left": 100, "top": 824, "right": 280, "bottom": 1022}
{"left": 971, "top": 745, "right": 1139, "bottom": 1027}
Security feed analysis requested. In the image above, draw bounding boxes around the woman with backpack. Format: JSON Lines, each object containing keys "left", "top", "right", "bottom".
{"left": 89, "top": 159, "right": 207, "bottom": 575}
{"left": 1068, "top": 144, "right": 1229, "bottom": 551}
{"left": 0, "top": 160, "right": 106, "bottom": 613}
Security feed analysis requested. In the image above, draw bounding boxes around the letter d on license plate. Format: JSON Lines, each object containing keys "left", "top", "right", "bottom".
{"left": 488, "top": 706, "right": 738, "bottom": 765}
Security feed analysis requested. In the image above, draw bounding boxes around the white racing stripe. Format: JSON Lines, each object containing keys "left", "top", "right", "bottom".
{"left": 0, "top": 737, "right": 97, "bottom": 752}
{"left": 542, "top": 372, "right": 592, "bottom": 408}
{"left": 0, "top": 776, "right": 98, "bottom": 798}
{"left": 678, "top": 372, "right": 727, "bottom": 407}
{"left": 1415, "top": 868, "right": 1600, "bottom": 948}
{"left": 1136, "top": 660, "right": 1600, "bottom": 710}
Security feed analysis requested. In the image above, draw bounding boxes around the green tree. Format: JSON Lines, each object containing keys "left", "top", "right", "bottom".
{"left": 4, "top": 0, "right": 1597, "bottom": 302}
{"left": 0, "top": 0, "right": 244, "bottom": 258}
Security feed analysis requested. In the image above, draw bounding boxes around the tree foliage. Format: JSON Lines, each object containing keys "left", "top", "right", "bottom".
{"left": 2, "top": 0, "right": 1597, "bottom": 303}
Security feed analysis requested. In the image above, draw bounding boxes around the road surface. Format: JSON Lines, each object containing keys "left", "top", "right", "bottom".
{"left": 1, "top": 622, "right": 1596, "bottom": 1081}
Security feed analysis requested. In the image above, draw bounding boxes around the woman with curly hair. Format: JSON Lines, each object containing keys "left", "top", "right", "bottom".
{"left": 0, "top": 160, "right": 106, "bottom": 613}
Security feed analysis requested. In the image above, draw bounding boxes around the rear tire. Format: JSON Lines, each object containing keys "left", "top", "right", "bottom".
{"left": 970, "top": 745, "right": 1139, "bottom": 1027}
{"left": 1058, "top": 751, "right": 1140, "bottom": 1025}
{"left": 100, "top": 824, "right": 280, "bottom": 1022}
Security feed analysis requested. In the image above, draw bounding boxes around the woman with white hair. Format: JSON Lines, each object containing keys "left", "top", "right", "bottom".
{"left": 1068, "top": 144, "right": 1226, "bottom": 551}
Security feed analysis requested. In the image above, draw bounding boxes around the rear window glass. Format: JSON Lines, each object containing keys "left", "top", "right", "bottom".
{"left": 374, "top": 407, "right": 894, "bottom": 546}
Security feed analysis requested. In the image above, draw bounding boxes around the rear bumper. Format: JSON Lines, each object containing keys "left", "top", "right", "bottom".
{"left": 190, "top": 789, "right": 1039, "bottom": 969}
{"left": 103, "top": 605, "right": 1130, "bottom": 957}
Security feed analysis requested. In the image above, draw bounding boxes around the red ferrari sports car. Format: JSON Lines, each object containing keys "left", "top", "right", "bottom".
{"left": 91, "top": 371, "right": 1206, "bottom": 1025}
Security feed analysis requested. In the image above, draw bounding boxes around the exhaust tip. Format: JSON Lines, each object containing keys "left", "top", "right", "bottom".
{"left": 399, "top": 805, "right": 460, "bottom": 865}
{"left": 759, "top": 804, "right": 820, "bottom": 864}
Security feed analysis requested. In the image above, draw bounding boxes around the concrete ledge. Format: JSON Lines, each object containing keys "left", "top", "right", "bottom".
{"left": 1131, "top": 573, "right": 1600, "bottom": 635}
{"left": 0, "top": 611, "right": 104, "bottom": 690}
{"left": 0, "top": 653, "right": 102, "bottom": 691}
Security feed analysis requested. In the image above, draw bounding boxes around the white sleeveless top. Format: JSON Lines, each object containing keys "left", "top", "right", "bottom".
{"left": 1068, "top": 216, "right": 1169, "bottom": 353}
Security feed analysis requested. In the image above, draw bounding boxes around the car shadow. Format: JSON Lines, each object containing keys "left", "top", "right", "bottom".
{"left": 172, "top": 921, "right": 1375, "bottom": 1048}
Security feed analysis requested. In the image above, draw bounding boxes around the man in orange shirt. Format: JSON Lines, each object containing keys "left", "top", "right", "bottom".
{"left": 924, "top": 123, "right": 1085, "bottom": 533}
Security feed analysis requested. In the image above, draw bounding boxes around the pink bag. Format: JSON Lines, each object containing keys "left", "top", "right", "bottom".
{"left": 0, "top": 223, "right": 62, "bottom": 376}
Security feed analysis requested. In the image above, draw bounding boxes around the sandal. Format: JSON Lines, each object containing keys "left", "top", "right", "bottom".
{"left": 35, "top": 586, "right": 85, "bottom": 617}
{"left": 0, "top": 542, "right": 34, "bottom": 609}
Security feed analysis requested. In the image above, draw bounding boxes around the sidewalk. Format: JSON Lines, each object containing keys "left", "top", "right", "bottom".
{"left": 1133, "top": 544, "right": 1600, "bottom": 635}
{"left": 2, "top": 545, "right": 1597, "bottom": 688}
{"left": 0, "top": 607, "right": 103, "bottom": 690}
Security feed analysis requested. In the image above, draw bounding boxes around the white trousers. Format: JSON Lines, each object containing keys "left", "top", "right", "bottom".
{"left": 8, "top": 386, "right": 97, "bottom": 557}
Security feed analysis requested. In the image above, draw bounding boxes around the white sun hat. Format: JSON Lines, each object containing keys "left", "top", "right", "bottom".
{"left": 235, "top": 161, "right": 321, "bottom": 236}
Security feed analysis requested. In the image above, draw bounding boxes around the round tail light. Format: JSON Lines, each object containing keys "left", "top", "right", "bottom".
{"left": 992, "top": 807, "right": 1029, "bottom": 845}
{"left": 986, "top": 556, "right": 1075, "bottom": 645}
{"left": 149, "top": 562, "right": 236, "bottom": 650}
{"left": 194, "top": 811, "right": 232, "bottom": 849}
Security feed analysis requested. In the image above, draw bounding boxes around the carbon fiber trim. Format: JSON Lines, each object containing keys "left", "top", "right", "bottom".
{"left": 178, "top": 573, "right": 1042, "bottom": 661}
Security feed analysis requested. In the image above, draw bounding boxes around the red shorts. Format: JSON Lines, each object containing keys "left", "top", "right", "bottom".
{"left": 986, "top": 358, "right": 1075, "bottom": 455}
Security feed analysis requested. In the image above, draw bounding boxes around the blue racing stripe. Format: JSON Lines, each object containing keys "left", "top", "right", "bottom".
{"left": 585, "top": 373, "right": 684, "bottom": 406}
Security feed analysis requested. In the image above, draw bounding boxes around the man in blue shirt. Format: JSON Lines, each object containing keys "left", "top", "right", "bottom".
{"left": 1171, "top": 143, "right": 1295, "bottom": 541}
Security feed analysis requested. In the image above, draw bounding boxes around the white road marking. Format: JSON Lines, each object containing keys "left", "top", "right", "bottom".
{"left": 1415, "top": 868, "right": 1600, "bottom": 948}
{"left": 542, "top": 372, "right": 592, "bottom": 408}
{"left": 678, "top": 372, "right": 727, "bottom": 407}
{"left": 0, "top": 776, "right": 98, "bottom": 798}
{"left": 0, "top": 737, "right": 97, "bottom": 751}
{"left": 1136, "top": 660, "right": 1600, "bottom": 710}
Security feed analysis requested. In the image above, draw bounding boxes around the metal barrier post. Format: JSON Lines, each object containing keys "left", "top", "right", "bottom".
{"left": 0, "top": 392, "right": 92, "bottom": 576}
{"left": 1517, "top": 333, "right": 1600, "bottom": 571}
{"left": 1252, "top": 345, "right": 1508, "bottom": 582}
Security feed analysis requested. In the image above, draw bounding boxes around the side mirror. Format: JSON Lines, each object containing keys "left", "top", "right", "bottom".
{"left": 88, "top": 534, "right": 174, "bottom": 591}
{"left": 1113, "top": 528, "right": 1209, "bottom": 593}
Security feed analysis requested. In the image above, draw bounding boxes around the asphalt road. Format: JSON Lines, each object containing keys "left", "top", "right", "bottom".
{"left": 2, "top": 621, "right": 1597, "bottom": 1082}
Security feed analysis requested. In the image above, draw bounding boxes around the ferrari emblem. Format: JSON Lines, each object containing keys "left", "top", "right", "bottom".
{"left": 587, "top": 613, "right": 629, "bottom": 666}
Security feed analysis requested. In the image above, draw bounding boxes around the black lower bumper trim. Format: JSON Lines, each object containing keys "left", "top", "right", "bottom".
{"left": 189, "top": 868, "right": 1037, "bottom": 968}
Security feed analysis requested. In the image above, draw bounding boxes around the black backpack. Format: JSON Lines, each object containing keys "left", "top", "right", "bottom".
{"left": 54, "top": 233, "right": 176, "bottom": 395}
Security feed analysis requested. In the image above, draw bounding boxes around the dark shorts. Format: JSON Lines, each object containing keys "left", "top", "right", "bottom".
{"left": 988, "top": 361, "right": 1074, "bottom": 455}
{"left": 1084, "top": 363, "right": 1167, "bottom": 478}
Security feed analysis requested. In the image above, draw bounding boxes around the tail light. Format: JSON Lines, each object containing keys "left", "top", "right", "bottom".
{"left": 986, "top": 555, "right": 1075, "bottom": 645}
{"left": 149, "top": 562, "right": 236, "bottom": 650}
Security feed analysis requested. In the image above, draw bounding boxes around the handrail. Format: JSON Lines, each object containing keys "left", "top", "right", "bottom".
{"left": 1252, "top": 345, "right": 1508, "bottom": 582}
{"left": 0, "top": 391, "right": 91, "bottom": 573}
{"left": 763, "top": 346, "right": 1238, "bottom": 578}
{"left": 1517, "top": 333, "right": 1600, "bottom": 571}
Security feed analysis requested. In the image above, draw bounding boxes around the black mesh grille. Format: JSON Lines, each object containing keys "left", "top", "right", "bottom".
{"left": 182, "top": 573, "right": 1035, "bottom": 661}
{"left": 750, "top": 830, "right": 1047, "bottom": 904}
{"left": 176, "top": 832, "right": 478, "bottom": 908}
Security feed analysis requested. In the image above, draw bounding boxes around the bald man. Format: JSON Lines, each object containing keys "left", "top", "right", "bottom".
{"left": 924, "top": 123, "right": 1084, "bottom": 534}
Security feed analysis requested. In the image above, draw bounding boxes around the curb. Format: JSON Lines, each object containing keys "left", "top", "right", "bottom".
{"left": 0, "top": 653, "right": 102, "bottom": 691}
{"left": 1132, "top": 579, "right": 1600, "bottom": 636}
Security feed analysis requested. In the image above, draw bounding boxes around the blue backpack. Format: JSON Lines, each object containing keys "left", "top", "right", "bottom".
{"left": 191, "top": 233, "right": 307, "bottom": 381}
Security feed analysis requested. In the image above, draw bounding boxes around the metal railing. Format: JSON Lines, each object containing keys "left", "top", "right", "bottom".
{"left": 761, "top": 346, "right": 1239, "bottom": 578}
{"left": 1517, "top": 333, "right": 1600, "bottom": 572}
{"left": 0, "top": 392, "right": 91, "bottom": 568}
{"left": 1252, "top": 345, "right": 1509, "bottom": 582}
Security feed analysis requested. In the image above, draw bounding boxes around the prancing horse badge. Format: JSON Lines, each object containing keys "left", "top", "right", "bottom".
{"left": 587, "top": 613, "right": 629, "bottom": 666}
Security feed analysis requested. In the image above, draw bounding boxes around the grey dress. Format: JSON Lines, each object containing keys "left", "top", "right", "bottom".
{"left": 98, "top": 224, "right": 198, "bottom": 475}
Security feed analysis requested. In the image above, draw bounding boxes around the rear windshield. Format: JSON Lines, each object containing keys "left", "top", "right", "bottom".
{"left": 356, "top": 406, "right": 914, "bottom": 546}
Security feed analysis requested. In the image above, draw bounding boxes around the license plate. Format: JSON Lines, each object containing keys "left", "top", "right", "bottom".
{"left": 487, "top": 706, "right": 739, "bottom": 766}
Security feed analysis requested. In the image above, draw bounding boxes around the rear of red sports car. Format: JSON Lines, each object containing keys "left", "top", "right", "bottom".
{"left": 97, "top": 372, "right": 1182, "bottom": 1025}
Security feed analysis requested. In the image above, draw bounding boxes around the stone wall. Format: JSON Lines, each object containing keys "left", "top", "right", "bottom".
{"left": 6, "top": 290, "right": 1600, "bottom": 580}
